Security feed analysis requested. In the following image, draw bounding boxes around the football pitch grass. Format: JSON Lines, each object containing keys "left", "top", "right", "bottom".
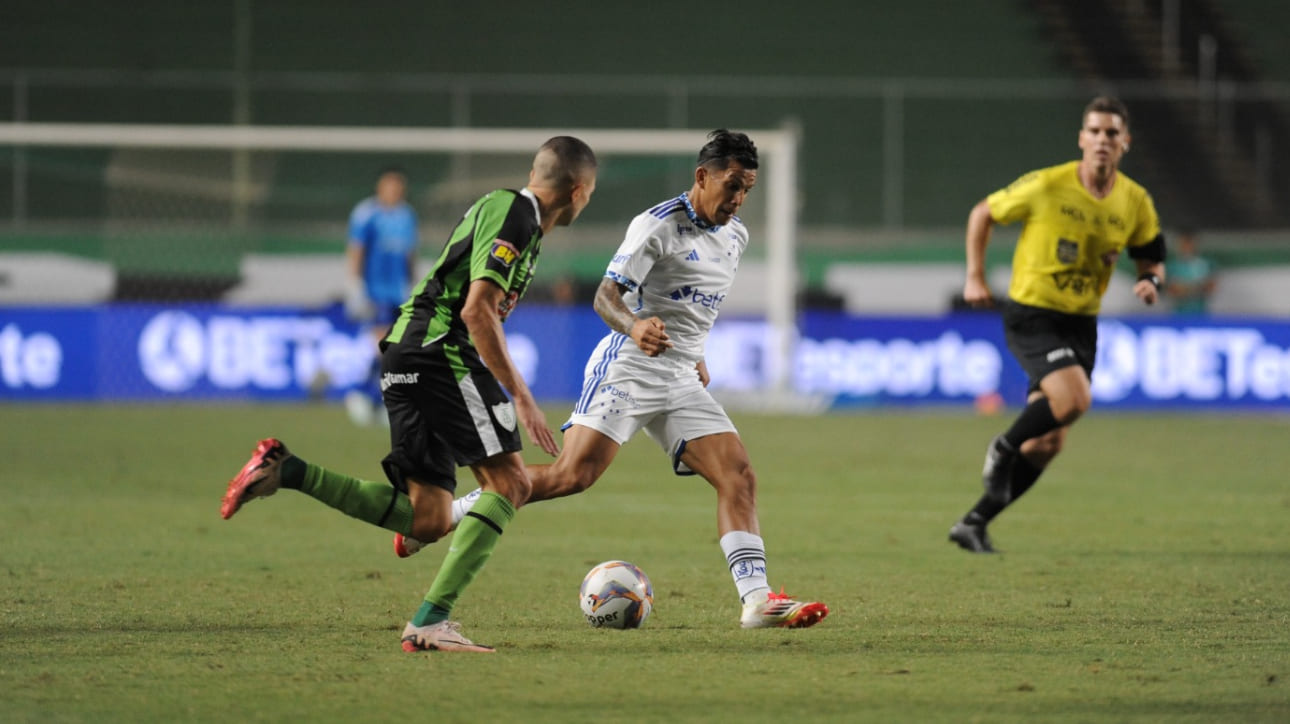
{"left": 2, "top": 403, "right": 1287, "bottom": 723}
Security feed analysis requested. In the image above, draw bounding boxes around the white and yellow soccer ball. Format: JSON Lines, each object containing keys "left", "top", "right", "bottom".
{"left": 579, "top": 560, "right": 653, "bottom": 629}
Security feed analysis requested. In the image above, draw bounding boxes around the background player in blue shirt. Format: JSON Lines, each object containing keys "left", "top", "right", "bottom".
{"left": 345, "top": 166, "right": 418, "bottom": 425}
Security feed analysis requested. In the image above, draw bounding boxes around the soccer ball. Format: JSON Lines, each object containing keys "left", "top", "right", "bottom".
{"left": 579, "top": 560, "right": 653, "bottom": 629}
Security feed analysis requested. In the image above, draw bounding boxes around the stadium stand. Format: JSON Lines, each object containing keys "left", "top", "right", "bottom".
{"left": 1213, "top": 0, "right": 1290, "bottom": 82}
{"left": 2, "top": 1, "right": 1288, "bottom": 311}
{"left": 0, "top": 1, "right": 1068, "bottom": 224}
{"left": 1033, "top": 0, "right": 1290, "bottom": 227}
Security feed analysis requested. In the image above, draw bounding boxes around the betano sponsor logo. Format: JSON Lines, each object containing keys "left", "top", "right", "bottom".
{"left": 668, "top": 285, "right": 725, "bottom": 310}
{"left": 1094, "top": 320, "right": 1290, "bottom": 402}
{"left": 137, "top": 311, "right": 373, "bottom": 392}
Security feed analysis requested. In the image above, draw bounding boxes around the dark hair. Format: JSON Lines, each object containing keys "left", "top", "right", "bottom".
{"left": 376, "top": 165, "right": 408, "bottom": 182}
{"left": 697, "top": 129, "right": 758, "bottom": 170}
{"left": 544, "top": 136, "right": 596, "bottom": 165}
{"left": 531, "top": 134, "right": 595, "bottom": 187}
{"left": 1083, "top": 96, "right": 1130, "bottom": 127}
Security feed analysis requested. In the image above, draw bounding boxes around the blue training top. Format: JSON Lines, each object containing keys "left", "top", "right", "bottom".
{"left": 348, "top": 197, "right": 418, "bottom": 309}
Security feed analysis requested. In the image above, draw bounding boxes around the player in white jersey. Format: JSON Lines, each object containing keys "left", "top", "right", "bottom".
{"left": 569, "top": 186, "right": 747, "bottom": 466}
{"left": 396, "top": 130, "right": 828, "bottom": 630}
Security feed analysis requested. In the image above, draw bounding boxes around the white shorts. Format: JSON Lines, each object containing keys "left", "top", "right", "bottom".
{"left": 566, "top": 334, "right": 736, "bottom": 475}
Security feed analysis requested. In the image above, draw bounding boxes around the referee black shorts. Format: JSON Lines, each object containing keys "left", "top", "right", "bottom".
{"left": 377, "top": 339, "right": 523, "bottom": 494}
{"left": 1002, "top": 300, "right": 1098, "bottom": 393}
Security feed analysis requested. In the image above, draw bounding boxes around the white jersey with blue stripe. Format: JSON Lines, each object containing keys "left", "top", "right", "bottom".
{"left": 600, "top": 192, "right": 748, "bottom": 368}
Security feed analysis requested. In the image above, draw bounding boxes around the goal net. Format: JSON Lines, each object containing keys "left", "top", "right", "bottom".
{"left": 0, "top": 122, "right": 801, "bottom": 395}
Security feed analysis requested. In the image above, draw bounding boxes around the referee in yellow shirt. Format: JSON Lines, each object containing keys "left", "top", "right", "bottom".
{"left": 950, "top": 96, "right": 1167, "bottom": 553}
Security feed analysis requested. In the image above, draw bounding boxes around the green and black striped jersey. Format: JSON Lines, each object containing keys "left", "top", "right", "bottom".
{"left": 385, "top": 188, "right": 542, "bottom": 348}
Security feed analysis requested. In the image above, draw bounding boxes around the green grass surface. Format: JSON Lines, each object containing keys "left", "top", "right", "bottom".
{"left": 2, "top": 404, "right": 1288, "bottom": 723}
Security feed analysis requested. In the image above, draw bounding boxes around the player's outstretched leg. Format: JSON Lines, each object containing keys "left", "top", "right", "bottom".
{"left": 222, "top": 440, "right": 416, "bottom": 535}
{"left": 740, "top": 588, "right": 830, "bottom": 629}
{"left": 221, "top": 438, "right": 289, "bottom": 519}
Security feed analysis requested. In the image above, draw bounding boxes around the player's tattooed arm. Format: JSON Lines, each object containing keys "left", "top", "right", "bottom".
{"left": 593, "top": 277, "right": 673, "bottom": 357}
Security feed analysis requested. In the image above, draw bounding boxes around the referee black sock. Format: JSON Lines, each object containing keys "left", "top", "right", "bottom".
{"left": 1008, "top": 455, "right": 1044, "bottom": 503}
{"left": 967, "top": 496, "right": 1004, "bottom": 525}
{"left": 967, "top": 455, "right": 1045, "bottom": 524}
{"left": 1001, "top": 397, "right": 1059, "bottom": 450}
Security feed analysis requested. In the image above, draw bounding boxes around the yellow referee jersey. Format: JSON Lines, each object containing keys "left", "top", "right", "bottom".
{"left": 988, "top": 161, "right": 1161, "bottom": 315}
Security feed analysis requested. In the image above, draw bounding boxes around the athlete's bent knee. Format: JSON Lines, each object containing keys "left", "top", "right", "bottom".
{"left": 485, "top": 457, "right": 533, "bottom": 506}
{"left": 564, "top": 469, "right": 597, "bottom": 495}
{"left": 1049, "top": 393, "right": 1090, "bottom": 425}
{"left": 487, "top": 472, "right": 531, "bottom": 508}
{"left": 410, "top": 513, "right": 452, "bottom": 543}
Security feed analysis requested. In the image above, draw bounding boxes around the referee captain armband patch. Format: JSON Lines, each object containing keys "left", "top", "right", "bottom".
{"left": 1127, "top": 233, "right": 1167, "bottom": 263}
{"left": 490, "top": 240, "right": 519, "bottom": 267}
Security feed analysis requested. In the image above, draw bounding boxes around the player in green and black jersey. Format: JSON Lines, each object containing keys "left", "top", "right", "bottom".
{"left": 221, "top": 136, "right": 597, "bottom": 652}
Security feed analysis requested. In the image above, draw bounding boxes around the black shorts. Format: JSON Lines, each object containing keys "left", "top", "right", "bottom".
{"left": 1002, "top": 301, "right": 1098, "bottom": 393}
{"left": 378, "top": 339, "right": 522, "bottom": 493}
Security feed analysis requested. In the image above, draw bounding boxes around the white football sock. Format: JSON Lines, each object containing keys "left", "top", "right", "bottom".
{"left": 720, "top": 530, "right": 771, "bottom": 604}
{"left": 451, "top": 488, "right": 483, "bottom": 525}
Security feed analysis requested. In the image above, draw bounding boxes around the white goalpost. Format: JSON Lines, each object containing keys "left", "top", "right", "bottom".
{"left": 0, "top": 122, "right": 801, "bottom": 393}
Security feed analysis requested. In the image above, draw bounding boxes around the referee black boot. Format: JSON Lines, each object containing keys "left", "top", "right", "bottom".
{"left": 948, "top": 518, "right": 997, "bottom": 554}
{"left": 981, "top": 435, "right": 1018, "bottom": 505}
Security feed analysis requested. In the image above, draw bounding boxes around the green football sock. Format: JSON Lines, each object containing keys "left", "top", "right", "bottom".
{"left": 416, "top": 491, "right": 516, "bottom": 622}
{"left": 411, "top": 600, "right": 451, "bottom": 627}
{"left": 296, "top": 462, "right": 414, "bottom": 534}
{"left": 280, "top": 456, "right": 307, "bottom": 488}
